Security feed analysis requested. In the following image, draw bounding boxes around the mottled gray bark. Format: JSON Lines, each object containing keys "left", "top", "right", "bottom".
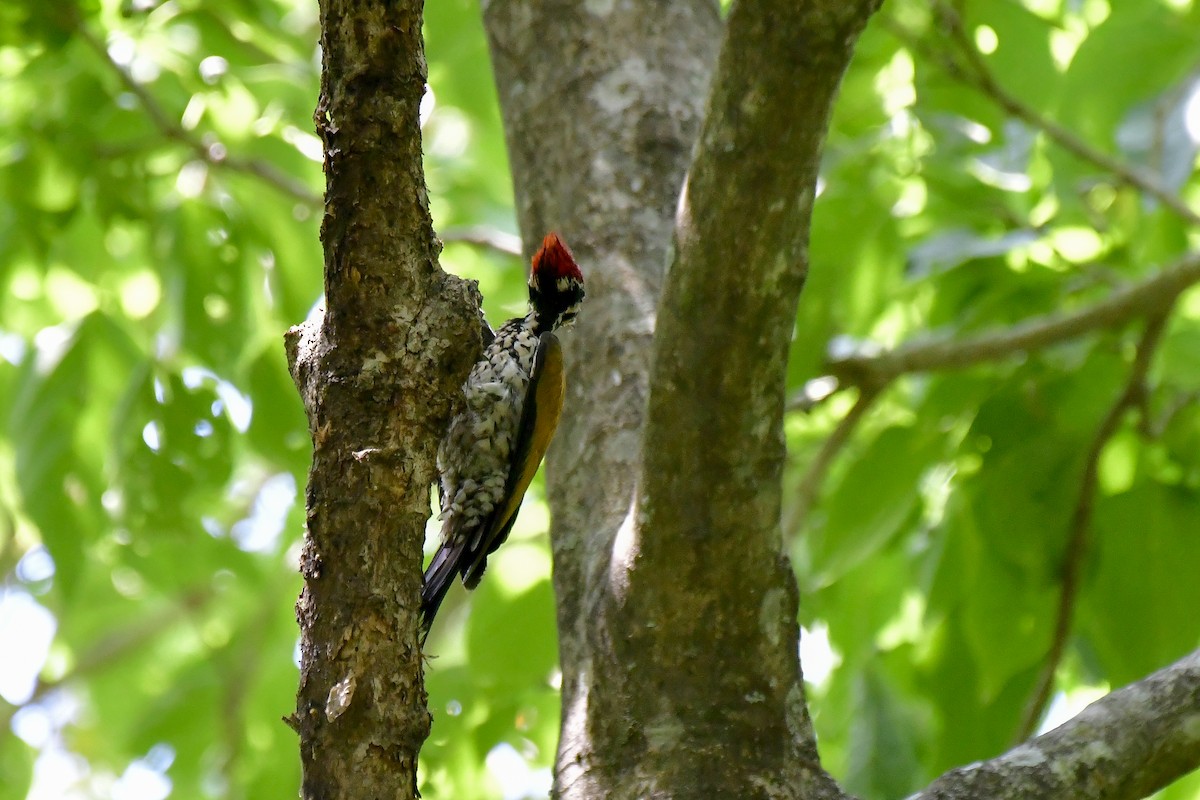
{"left": 286, "top": 0, "right": 480, "bottom": 797}
{"left": 482, "top": 0, "right": 722, "bottom": 795}
{"left": 912, "top": 648, "right": 1200, "bottom": 800}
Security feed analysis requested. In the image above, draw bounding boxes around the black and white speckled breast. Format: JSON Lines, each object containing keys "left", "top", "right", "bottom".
{"left": 436, "top": 314, "right": 540, "bottom": 546}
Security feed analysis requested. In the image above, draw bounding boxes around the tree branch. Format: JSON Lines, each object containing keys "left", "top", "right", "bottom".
{"left": 912, "top": 648, "right": 1200, "bottom": 800}
{"left": 77, "top": 25, "right": 322, "bottom": 208}
{"left": 920, "top": 3, "right": 1200, "bottom": 228}
{"left": 633, "top": 0, "right": 882, "bottom": 795}
{"left": 438, "top": 226, "right": 522, "bottom": 257}
{"left": 1015, "top": 312, "right": 1171, "bottom": 742}
{"left": 785, "top": 386, "right": 882, "bottom": 536}
{"left": 827, "top": 251, "right": 1200, "bottom": 387}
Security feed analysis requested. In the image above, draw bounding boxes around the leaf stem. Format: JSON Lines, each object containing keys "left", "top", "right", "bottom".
{"left": 1014, "top": 311, "right": 1171, "bottom": 742}
{"left": 76, "top": 25, "right": 322, "bottom": 208}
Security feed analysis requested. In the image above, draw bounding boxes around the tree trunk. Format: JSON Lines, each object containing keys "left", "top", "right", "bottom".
{"left": 482, "top": 0, "right": 720, "bottom": 794}
{"left": 486, "top": 0, "right": 878, "bottom": 796}
{"left": 629, "top": 3, "right": 881, "bottom": 796}
{"left": 286, "top": 0, "right": 480, "bottom": 797}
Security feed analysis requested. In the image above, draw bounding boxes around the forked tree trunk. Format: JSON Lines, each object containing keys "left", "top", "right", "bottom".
{"left": 485, "top": 0, "right": 879, "bottom": 796}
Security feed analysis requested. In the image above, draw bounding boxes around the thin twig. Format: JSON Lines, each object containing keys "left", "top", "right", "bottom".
{"left": 826, "top": 250, "right": 1200, "bottom": 387}
{"left": 786, "top": 386, "right": 883, "bottom": 535}
{"left": 0, "top": 588, "right": 210, "bottom": 728}
{"left": 925, "top": 3, "right": 1200, "bottom": 228}
{"left": 77, "top": 25, "right": 322, "bottom": 208}
{"left": 1140, "top": 389, "right": 1200, "bottom": 438}
{"left": 218, "top": 598, "right": 277, "bottom": 788}
{"left": 439, "top": 226, "right": 523, "bottom": 257}
{"left": 1014, "top": 311, "right": 1171, "bottom": 742}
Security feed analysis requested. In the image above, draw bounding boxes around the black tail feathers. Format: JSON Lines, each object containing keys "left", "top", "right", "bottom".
{"left": 420, "top": 541, "right": 464, "bottom": 641}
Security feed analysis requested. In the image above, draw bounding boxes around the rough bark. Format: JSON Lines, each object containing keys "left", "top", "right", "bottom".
{"left": 282, "top": 0, "right": 1200, "bottom": 796}
{"left": 285, "top": 0, "right": 480, "bottom": 797}
{"left": 912, "top": 648, "right": 1200, "bottom": 800}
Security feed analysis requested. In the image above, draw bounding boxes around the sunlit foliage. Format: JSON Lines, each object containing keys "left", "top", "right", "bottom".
{"left": 1, "top": 0, "right": 1198, "bottom": 798}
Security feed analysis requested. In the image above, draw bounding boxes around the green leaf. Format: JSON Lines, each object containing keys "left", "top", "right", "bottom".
{"left": 845, "top": 667, "right": 924, "bottom": 800}
{"left": 805, "top": 541, "right": 909, "bottom": 668}
{"left": 1158, "top": 325, "right": 1200, "bottom": 390}
{"left": 466, "top": 578, "right": 558, "bottom": 691}
{"left": 1059, "top": 3, "right": 1200, "bottom": 151}
{"left": 810, "top": 425, "right": 942, "bottom": 586}
{"left": 1080, "top": 483, "right": 1200, "bottom": 685}
{"left": 4, "top": 312, "right": 143, "bottom": 603}
{"left": 0, "top": 728, "right": 34, "bottom": 800}
{"left": 959, "top": 551, "right": 1054, "bottom": 701}
{"left": 923, "top": 492, "right": 983, "bottom": 619}
{"left": 963, "top": 1, "right": 1059, "bottom": 113}
{"left": 245, "top": 344, "right": 309, "bottom": 471}
{"left": 918, "top": 617, "right": 1031, "bottom": 773}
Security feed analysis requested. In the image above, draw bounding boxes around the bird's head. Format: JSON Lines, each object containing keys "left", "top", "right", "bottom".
{"left": 529, "top": 232, "right": 585, "bottom": 331}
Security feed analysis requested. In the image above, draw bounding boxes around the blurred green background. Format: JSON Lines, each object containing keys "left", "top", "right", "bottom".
{"left": 1, "top": 0, "right": 1198, "bottom": 798}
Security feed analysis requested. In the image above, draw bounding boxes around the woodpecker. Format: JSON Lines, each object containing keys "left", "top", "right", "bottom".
{"left": 421, "top": 232, "right": 585, "bottom": 637}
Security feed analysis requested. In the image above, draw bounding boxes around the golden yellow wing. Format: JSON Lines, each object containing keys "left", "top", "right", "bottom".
{"left": 461, "top": 331, "right": 565, "bottom": 586}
